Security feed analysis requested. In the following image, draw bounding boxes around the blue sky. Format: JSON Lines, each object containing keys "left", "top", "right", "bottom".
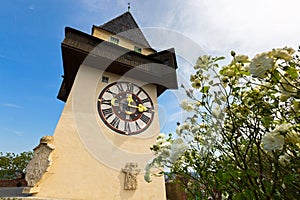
{"left": 1, "top": 0, "right": 300, "bottom": 153}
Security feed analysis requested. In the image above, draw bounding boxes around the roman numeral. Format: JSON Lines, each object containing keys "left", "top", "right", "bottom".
{"left": 102, "top": 108, "right": 113, "bottom": 119}
{"left": 106, "top": 89, "right": 116, "bottom": 96}
{"left": 135, "top": 121, "right": 141, "bottom": 131}
{"left": 145, "top": 107, "right": 154, "bottom": 113}
{"left": 140, "top": 114, "right": 150, "bottom": 124}
{"left": 110, "top": 116, "right": 120, "bottom": 128}
{"left": 126, "top": 83, "right": 134, "bottom": 92}
{"left": 116, "top": 84, "right": 124, "bottom": 92}
{"left": 141, "top": 98, "right": 150, "bottom": 104}
{"left": 124, "top": 121, "right": 131, "bottom": 133}
{"left": 100, "top": 98, "right": 111, "bottom": 105}
{"left": 136, "top": 89, "right": 142, "bottom": 96}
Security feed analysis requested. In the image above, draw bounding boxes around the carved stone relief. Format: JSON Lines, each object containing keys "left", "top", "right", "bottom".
{"left": 25, "top": 136, "right": 55, "bottom": 188}
{"left": 122, "top": 162, "right": 141, "bottom": 190}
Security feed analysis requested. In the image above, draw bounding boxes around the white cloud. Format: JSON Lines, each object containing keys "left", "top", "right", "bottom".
{"left": 195, "top": 0, "right": 300, "bottom": 54}
{"left": 28, "top": 5, "right": 35, "bottom": 10}
{"left": 13, "top": 130, "right": 24, "bottom": 136}
{"left": 2, "top": 103, "right": 23, "bottom": 109}
{"left": 78, "top": 0, "right": 300, "bottom": 56}
{"left": 129, "top": 0, "right": 300, "bottom": 56}
{"left": 4, "top": 128, "right": 24, "bottom": 136}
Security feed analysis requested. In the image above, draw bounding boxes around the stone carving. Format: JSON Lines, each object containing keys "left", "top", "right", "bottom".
{"left": 122, "top": 162, "right": 141, "bottom": 190}
{"left": 25, "top": 136, "right": 55, "bottom": 188}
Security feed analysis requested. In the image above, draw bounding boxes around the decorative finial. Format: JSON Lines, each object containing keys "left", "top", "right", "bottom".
{"left": 128, "top": 2, "right": 131, "bottom": 12}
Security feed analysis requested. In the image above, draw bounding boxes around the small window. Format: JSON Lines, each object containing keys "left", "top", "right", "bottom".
{"left": 102, "top": 76, "right": 109, "bottom": 83}
{"left": 134, "top": 46, "right": 142, "bottom": 53}
{"left": 110, "top": 36, "right": 119, "bottom": 45}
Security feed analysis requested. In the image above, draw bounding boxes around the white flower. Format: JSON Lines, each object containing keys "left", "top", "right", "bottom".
{"left": 181, "top": 123, "right": 190, "bottom": 130}
{"left": 157, "top": 133, "right": 165, "bottom": 139}
{"left": 161, "top": 148, "right": 171, "bottom": 158}
{"left": 274, "top": 123, "right": 292, "bottom": 133}
{"left": 191, "top": 125, "right": 199, "bottom": 133}
{"left": 249, "top": 53, "right": 274, "bottom": 78}
{"left": 235, "top": 54, "right": 249, "bottom": 63}
{"left": 156, "top": 138, "right": 166, "bottom": 145}
{"left": 279, "top": 153, "right": 290, "bottom": 166}
{"left": 269, "top": 47, "right": 294, "bottom": 61}
{"left": 191, "top": 78, "right": 202, "bottom": 89}
{"left": 180, "top": 99, "right": 194, "bottom": 112}
{"left": 176, "top": 123, "right": 190, "bottom": 136}
{"left": 285, "top": 129, "right": 300, "bottom": 145}
{"left": 144, "top": 160, "right": 154, "bottom": 183}
{"left": 262, "top": 131, "right": 285, "bottom": 151}
{"left": 194, "top": 55, "right": 211, "bottom": 69}
{"left": 212, "top": 105, "right": 224, "bottom": 119}
{"left": 169, "top": 138, "right": 188, "bottom": 162}
{"left": 160, "top": 141, "right": 171, "bottom": 148}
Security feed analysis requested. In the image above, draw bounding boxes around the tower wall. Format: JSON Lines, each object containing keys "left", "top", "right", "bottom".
{"left": 32, "top": 65, "right": 166, "bottom": 200}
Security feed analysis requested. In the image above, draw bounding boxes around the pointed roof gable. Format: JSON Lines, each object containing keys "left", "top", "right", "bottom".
{"left": 93, "top": 12, "right": 151, "bottom": 48}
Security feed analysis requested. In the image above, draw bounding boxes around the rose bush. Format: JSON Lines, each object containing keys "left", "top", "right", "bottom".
{"left": 145, "top": 47, "right": 300, "bottom": 199}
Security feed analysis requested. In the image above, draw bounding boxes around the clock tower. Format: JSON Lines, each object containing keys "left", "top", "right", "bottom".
{"left": 23, "top": 12, "right": 178, "bottom": 200}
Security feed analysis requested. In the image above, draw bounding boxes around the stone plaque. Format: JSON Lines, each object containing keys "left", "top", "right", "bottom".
{"left": 122, "top": 162, "right": 141, "bottom": 190}
{"left": 25, "top": 136, "right": 55, "bottom": 188}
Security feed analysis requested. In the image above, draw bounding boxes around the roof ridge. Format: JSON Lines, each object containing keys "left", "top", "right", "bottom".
{"left": 100, "top": 12, "right": 139, "bottom": 30}
{"left": 94, "top": 12, "right": 151, "bottom": 48}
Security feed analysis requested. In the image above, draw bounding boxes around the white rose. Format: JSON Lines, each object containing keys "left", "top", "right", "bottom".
{"left": 168, "top": 138, "right": 188, "bottom": 162}
{"left": 194, "top": 55, "right": 211, "bottom": 69}
{"left": 212, "top": 105, "right": 224, "bottom": 119}
{"left": 235, "top": 54, "right": 249, "bottom": 63}
{"left": 180, "top": 99, "right": 194, "bottom": 112}
{"left": 279, "top": 153, "right": 290, "bottom": 166}
{"left": 274, "top": 123, "right": 292, "bottom": 133}
{"left": 249, "top": 53, "right": 274, "bottom": 78}
{"left": 269, "top": 47, "right": 294, "bottom": 61}
{"left": 262, "top": 131, "right": 285, "bottom": 151}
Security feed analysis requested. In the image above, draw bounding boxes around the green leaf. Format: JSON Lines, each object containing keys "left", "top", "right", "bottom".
{"left": 246, "top": 169, "right": 257, "bottom": 178}
{"left": 201, "top": 86, "right": 210, "bottom": 93}
{"left": 286, "top": 66, "right": 298, "bottom": 79}
{"left": 242, "top": 71, "right": 251, "bottom": 76}
{"left": 222, "top": 172, "right": 230, "bottom": 183}
{"left": 219, "top": 68, "right": 226, "bottom": 75}
{"left": 271, "top": 70, "right": 280, "bottom": 83}
{"left": 284, "top": 174, "right": 297, "bottom": 183}
{"left": 214, "top": 56, "right": 226, "bottom": 62}
{"left": 244, "top": 189, "right": 254, "bottom": 199}
{"left": 233, "top": 193, "right": 244, "bottom": 200}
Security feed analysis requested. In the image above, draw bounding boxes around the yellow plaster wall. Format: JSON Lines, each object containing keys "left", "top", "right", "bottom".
{"left": 33, "top": 65, "right": 166, "bottom": 200}
{"left": 92, "top": 28, "right": 156, "bottom": 56}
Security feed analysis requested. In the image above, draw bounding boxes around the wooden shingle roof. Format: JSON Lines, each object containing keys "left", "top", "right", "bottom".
{"left": 93, "top": 12, "right": 151, "bottom": 48}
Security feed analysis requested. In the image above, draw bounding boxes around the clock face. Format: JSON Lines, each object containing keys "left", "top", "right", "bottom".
{"left": 97, "top": 81, "right": 154, "bottom": 135}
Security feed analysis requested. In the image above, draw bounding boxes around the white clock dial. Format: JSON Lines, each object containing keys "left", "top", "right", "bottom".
{"left": 97, "top": 81, "right": 154, "bottom": 135}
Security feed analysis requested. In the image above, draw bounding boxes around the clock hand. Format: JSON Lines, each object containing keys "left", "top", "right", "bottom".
{"left": 128, "top": 103, "right": 148, "bottom": 112}
{"left": 111, "top": 98, "right": 117, "bottom": 106}
{"left": 126, "top": 94, "right": 148, "bottom": 112}
{"left": 125, "top": 110, "right": 134, "bottom": 115}
{"left": 126, "top": 95, "right": 134, "bottom": 104}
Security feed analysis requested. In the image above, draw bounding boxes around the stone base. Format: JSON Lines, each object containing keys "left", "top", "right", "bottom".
{"left": 22, "top": 186, "right": 40, "bottom": 194}
{"left": 15, "top": 198, "right": 64, "bottom": 200}
{"left": 6, "top": 198, "right": 65, "bottom": 200}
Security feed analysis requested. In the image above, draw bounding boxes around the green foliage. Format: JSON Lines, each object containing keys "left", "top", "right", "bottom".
{"left": 146, "top": 47, "right": 300, "bottom": 199}
{"left": 0, "top": 151, "right": 33, "bottom": 180}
